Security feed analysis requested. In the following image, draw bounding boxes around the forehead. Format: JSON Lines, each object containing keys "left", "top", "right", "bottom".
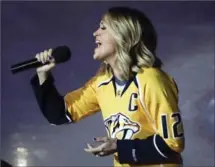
{"left": 99, "top": 14, "right": 109, "bottom": 25}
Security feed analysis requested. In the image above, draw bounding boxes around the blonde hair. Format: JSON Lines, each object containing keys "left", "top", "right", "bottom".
{"left": 99, "top": 7, "right": 160, "bottom": 80}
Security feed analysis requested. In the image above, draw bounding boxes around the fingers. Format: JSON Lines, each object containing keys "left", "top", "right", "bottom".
{"left": 84, "top": 137, "right": 114, "bottom": 158}
{"left": 35, "top": 48, "right": 56, "bottom": 73}
{"left": 84, "top": 143, "right": 105, "bottom": 153}
{"left": 94, "top": 151, "right": 105, "bottom": 158}
{"left": 87, "top": 143, "right": 93, "bottom": 149}
{"left": 84, "top": 143, "right": 107, "bottom": 157}
{"left": 97, "top": 151, "right": 105, "bottom": 157}
{"left": 94, "top": 137, "right": 108, "bottom": 142}
{"left": 84, "top": 143, "right": 94, "bottom": 152}
{"left": 47, "top": 48, "right": 52, "bottom": 57}
{"left": 35, "top": 48, "right": 53, "bottom": 64}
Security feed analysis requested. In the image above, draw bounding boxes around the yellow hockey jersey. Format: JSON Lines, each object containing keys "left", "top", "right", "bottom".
{"left": 64, "top": 67, "right": 185, "bottom": 167}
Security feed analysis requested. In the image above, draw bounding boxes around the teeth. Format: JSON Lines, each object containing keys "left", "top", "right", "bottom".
{"left": 95, "top": 41, "right": 101, "bottom": 47}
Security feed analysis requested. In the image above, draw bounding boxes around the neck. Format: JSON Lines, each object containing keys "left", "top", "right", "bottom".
{"left": 109, "top": 61, "right": 124, "bottom": 81}
{"left": 112, "top": 68, "right": 124, "bottom": 81}
{"left": 105, "top": 55, "right": 125, "bottom": 81}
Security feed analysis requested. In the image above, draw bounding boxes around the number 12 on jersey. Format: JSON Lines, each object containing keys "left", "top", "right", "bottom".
{"left": 161, "top": 112, "right": 184, "bottom": 139}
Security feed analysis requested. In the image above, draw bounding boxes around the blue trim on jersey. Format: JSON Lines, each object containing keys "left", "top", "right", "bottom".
{"left": 100, "top": 73, "right": 138, "bottom": 97}
{"left": 133, "top": 76, "right": 138, "bottom": 88}
{"left": 112, "top": 79, "right": 117, "bottom": 96}
{"left": 98, "top": 77, "right": 113, "bottom": 88}
{"left": 120, "top": 73, "right": 138, "bottom": 97}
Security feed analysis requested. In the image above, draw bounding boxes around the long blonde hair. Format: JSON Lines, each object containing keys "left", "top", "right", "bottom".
{"left": 98, "top": 7, "right": 161, "bottom": 80}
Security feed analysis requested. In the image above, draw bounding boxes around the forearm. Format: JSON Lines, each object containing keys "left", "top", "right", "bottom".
{"left": 116, "top": 134, "right": 182, "bottom": 165}
{"left": 30, "top": 73, "right": 72, "bottom": 125}
{"left": 37, "top": 71, "right": 49, "bottom": 85}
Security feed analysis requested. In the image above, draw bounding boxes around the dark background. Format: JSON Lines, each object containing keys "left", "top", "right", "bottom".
{"left": 1, "top": 1, "right": 214, "bottom": 166}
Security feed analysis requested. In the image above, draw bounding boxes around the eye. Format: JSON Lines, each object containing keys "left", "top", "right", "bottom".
{"left": 99, "top": 22, "right": 106, "bottom": 30}
{"left": 100, "top": 25, "right": 106, "bottom": 30}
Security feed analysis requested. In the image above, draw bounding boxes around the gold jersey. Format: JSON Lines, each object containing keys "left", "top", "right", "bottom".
{"left": 64, "top": 67, "right": 185, "bottom": 167}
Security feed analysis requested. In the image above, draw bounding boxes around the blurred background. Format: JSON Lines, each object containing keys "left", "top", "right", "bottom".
{"left": 1, "top": 1, "right": 214, "bottom": 167}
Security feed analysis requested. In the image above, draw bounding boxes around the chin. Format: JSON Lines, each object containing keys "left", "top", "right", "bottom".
{"left": 93, "top": 54, "right": 103, "bottom": 61}
{"left": 93, "top": 54, "right": 99, "bottom": 60}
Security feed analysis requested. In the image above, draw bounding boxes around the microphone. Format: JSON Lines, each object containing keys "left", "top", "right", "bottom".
{"left": 10, "top": 46, "right": 71, "bottom": 74}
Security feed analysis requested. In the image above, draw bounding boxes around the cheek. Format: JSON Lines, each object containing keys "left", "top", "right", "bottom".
{"left": 107, "top": 36, "right": 116, "bottom": 45}
{"left": 104, "top": 38, "right": 116, "bottom": 52}
{"left": 102, "top": 43, "right": 115, "bottom": 54}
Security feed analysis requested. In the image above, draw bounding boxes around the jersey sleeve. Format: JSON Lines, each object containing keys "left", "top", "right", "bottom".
{"left": 64, "top": 75, "right": 100, "bottom": 122}
{"left": 143, "top": 69, "right": 185, "bottom": 154}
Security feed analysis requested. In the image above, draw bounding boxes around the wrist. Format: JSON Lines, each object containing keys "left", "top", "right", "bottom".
{"left": 37, "top": 71, "right": 49, "bottom": 85}
{"left": 113, "top": 138, "right": 118, "bottom": 153}
{"left": 37, "top": 71, "right": 49, "bottom": 77}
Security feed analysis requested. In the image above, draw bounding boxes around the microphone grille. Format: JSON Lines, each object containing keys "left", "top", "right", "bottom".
{"left": 52, "top": 46, "right": 71, "bottom": 63}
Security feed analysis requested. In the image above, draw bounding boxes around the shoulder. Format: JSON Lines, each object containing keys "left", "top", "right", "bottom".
{"left": 87, "top": 71, "right": 112, "bottom": 89}
{"left": 137, "top": 67, "right": 176, "bottom": 89}
{"left": 138, "top": 67, "right": 171, "bottom": 81}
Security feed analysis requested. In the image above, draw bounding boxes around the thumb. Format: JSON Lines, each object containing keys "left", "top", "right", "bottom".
{"left": 47, "top": 62, "right": 56, "bottom": 68}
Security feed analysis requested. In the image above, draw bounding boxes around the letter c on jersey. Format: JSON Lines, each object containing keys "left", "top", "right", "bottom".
{"left": 129, "top": 93, "right": 138, "bottom": 111}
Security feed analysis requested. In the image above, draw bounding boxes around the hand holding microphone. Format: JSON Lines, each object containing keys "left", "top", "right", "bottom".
{"left": 35, "top": 48, "right": 56, "bottom": 85}
{"left": 35, "top": 48, "right": 56, "bottom": 73}
{"left": 10, "top": 46, "right": 71, "bottom": 74}
{"left": 10, "top": 45, "right": 71, "bottom": 85}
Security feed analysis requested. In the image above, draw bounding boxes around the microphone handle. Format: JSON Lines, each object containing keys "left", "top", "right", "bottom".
{"left": 11, "top": 58, "right": 45, "bottom": 74}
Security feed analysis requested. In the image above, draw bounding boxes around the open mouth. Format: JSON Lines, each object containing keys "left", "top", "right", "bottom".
{"left": 96, "top": 41, "right": 102, "bottom": 48}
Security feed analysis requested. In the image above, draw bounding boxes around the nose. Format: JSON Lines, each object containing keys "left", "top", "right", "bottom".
{"left": 93, "top": 28, "right": 100, "bottom": 37}
{"left": 93, "top": 31, "right": 97, "bottom": 37}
